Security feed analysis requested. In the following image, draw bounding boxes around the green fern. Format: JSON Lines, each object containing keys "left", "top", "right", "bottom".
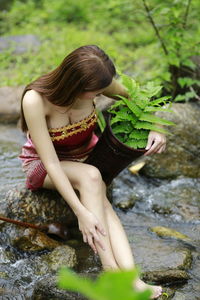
{"left": 108, "top": 73, "right": 175, "bottom": 149}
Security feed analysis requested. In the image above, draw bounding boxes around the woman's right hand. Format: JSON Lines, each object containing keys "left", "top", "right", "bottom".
{"left": 77, "top": 208, "right": 106, "bottom": 254}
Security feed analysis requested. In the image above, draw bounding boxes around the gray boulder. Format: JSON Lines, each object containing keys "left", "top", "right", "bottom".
{"left": 0, "top": 86, "right": 24, "bottom": 123}
{"left": 142, "top": 102, "right": 200, "bottom": 179}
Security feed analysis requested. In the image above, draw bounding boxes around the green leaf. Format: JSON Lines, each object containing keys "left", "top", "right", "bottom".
{"left": 58, "top": 267, "right": 152, "bottom": 300}
{"left": 125, "top": 139, "right": 140, "bottom": 149}
{"left": 135, "top": 98, "right": 149, "bottom": 109}
{"left": 120, "top": 73, "right": 138, "bottom": 95}
{"left": 109, "top": 100, "right": 124, "bottom": 110}
{"left": 117, "top": 95, "right": 143, "bottom": 117}
{"left": 129, "top": 129, "right": 149, "bottom": 140}
{"left": 144, "top": 106, "right": 173, "bottom": 113}
{"left": 142, "top": 81, "right": 163, "bottom": 97}
{"left": 96, "top": 110, "right": 106, "bottom": 133}
{"left": 150, "top": 96, "right": 171, "bottom": 106}
{"left": 139, "top": 113, "right": 175, "bottom": 126}
{"left": 112, "top": 122, "right": 133, "bottom": 134}
{"left": 134, "top": 121, "right": 171, "bottom": 135}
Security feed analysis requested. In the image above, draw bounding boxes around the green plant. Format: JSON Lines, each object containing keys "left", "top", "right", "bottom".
{"left": 108, "top": 73, "right": 175, "bottom": 149}
{"left": 141, "top": 0, "right": 200, "bottom": 102}
{"left": 58, "top": 267, "right": 151, "bottom": 300}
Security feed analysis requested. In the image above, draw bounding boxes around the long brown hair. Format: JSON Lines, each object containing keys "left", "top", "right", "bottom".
{"left": 20, "top": 45, "right": 116, "bottom": 131}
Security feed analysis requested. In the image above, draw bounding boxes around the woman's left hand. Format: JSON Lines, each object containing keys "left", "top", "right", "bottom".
{"left": 144, "top": 131, "right": 166, "bottom": 156}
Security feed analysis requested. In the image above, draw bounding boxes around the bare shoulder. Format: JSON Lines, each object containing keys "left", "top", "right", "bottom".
{"left": 23, "top": 90, "right": 44, "bottom": 109}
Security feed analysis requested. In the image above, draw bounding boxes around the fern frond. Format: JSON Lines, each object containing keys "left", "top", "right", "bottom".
{"left": 144, "top": 106, "right": 173, "bottom": 113}
{"left": 150, "top": 96, "right": 171, "bottom": 106}
{"left": 125, "top": 139, "right": 140, "bottom": 149}
{"left": 129, "top": 129, "right": 149, "bottom": 140}
{"left": 112, "top": 122, "right": 133, "bottom": 134}
{"left": 110, "top": 109, "right": 137, "bottom": 123}
{"left": 96, "top": 110, "right": 106, "bottom": 133}
{"left": 120, "top": 73, "right": 138, "bottom": 95}
{"left": 135, "top": 98, "right": 149, "bottom": 109}
{"left": 109, "top": 100, "right": 124, "bottom": 110}
{"left": 141, "top": 82, "right": 162, "bottom": 97}
{"left": 134, "top": 121, "right": 171, "bottom": 134}
{"left": 117, "top": 95, "right": 143, "bottom": 117}
{"left": 139, "top": 113, "right": 175, "bottom": 126}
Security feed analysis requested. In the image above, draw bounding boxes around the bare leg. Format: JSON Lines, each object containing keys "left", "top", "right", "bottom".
{"left": 43, "top": 161, "right": 118, "bottom": 270}
{"left": 101, "top": 184, "right": 162, "bottom": 299}
{"left": 43, "top": 162, "right": 162, "bottom": 298}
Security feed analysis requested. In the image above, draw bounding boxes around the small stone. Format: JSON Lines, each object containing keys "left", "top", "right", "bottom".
{"left": 115, "top": 197, "right": 136, "bottom": 210}
{"left": 150, "top": 226, "right": 191, "bottom": 242}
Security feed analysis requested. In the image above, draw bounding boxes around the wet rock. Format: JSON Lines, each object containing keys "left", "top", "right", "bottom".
{"left": 12, "top": 228, "right": 63, "bottom": 251}
{"left": 0, "top": 246, "right": 15, "bottom": 263}
{"left": 115, "top": 196, "right": 137, "bottom": 210}
{"left": 0, "top": 271, "right": 9, "bottom": 279}
{"left": 0, "top": 34, "right": 40, "bottom": 54}
{"left": 142, "top": 102, "right": 200, "bottom": 179}
{"left": 149, "top": 178, "right": 200, "bottom": 221}
{"left": 3, "top": 184, "right": 77, "bottom": 226}
{"left": 128, "top": 224, "right": 193, "bottom": 276}
{"left": 0, "top": 86, "right": 24, "bottom": 123}
{"left": 150, "top": 226, "right": 191, "bottom": 242}
{"left": 40, "top": 245, "right": 77, "bottom": 271}
{"left": 158, "top": 288, "right": 175, "bottom": 300}
{"left": 33, "top": 275, "right": 87, "bottom": 300}
{"left": 142, "top": 269, "right": 190, "bottom": 284}
{"left": 172, "top": 292, "right": 187, "bottom": 300}
{"left": 134, "top": 242, "right": 192, "bottom": 274}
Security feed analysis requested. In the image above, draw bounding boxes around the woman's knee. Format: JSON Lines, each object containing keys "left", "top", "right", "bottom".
{"left": 82, "top": 165, "right": 102, "bottom": 187}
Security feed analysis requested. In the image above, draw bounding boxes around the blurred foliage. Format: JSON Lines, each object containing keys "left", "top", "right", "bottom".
{"left": 0, "top": 0, "right": 199, "bottom": 102}
{"left": 58, "top": 267, "right": 152, "bottom": 300}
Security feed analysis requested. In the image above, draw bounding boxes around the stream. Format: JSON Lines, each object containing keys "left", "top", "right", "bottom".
{"left": 0, "top": 123, "right": 199, "bottom": 299}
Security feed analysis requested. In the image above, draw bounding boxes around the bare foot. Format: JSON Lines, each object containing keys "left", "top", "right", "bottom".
{"left": 133, "top": 278, "right": 162, "bottom": 299}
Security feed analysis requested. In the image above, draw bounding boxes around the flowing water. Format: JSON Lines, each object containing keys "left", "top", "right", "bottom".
{"left": 0, "top": 124, "right": 199, "bottom": 299}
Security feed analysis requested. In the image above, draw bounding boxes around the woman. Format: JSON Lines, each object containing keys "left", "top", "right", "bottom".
{"left": 19, "top": 45, "right": 165, "bottom": 298}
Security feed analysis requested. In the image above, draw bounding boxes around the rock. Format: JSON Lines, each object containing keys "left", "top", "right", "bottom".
{"left": 0, "top": 86, "right": 24, "bottom": 123}
{"left": 150, "top": 226, "right": 191, "bottom": 242}
{"left": 0, "top": 34, "right": 40, "bottom": 54}
{"left": 40, "top": 245, "right": 77, "bottom": 271}
{"left": 4, "top": 184, "right": 76, "bottom": 226}
{"left": 142, "top": 102, "right": 200, "bottom": 179}
{"left": 115, "top": 196, "right": 137, "bottom": 210}
{"left": 149, "top": 178, "right": 200, "bottom": 222}
{"left": 33, "top": 276, "right": 87, "bottom": 300}
{"left": 127, "top": 224, "right": 193, "bottom": 277}
{"left": 0, "top": 271, "right": 9, "bottom": 279}
{"left": 0, "top": 246, "right": 15, "bottom": 263}
{"left": 172, "top": 292, "right": 187, "bottom": 300}
{"left": 12, "top": 228, "right": 63, "bottom": 251}
{"left": 142, "top": 269, "right": 190, "bottom": 284}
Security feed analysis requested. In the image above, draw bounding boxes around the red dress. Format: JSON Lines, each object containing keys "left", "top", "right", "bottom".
{"left": 19, "top": 108, "right": 98, "bottom": 191}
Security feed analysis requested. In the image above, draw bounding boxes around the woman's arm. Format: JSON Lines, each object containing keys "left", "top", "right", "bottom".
{"left": 103, "top": 78, "right": 129, "bottom": 99}
{"left": 22, "top": 91, "right": 87, "bottom": 217}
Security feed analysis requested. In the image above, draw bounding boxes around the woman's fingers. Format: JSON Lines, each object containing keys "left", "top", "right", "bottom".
{"left": 92, "top": 232, "right": 105, "bottom": 251}
{"left": 96, "top": 222, "right": 106, "bottom": 236}
{"left": 87, "top": 235, "right": 97, "bottom": 254}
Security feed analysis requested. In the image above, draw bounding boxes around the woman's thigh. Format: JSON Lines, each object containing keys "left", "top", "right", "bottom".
{"left": 42, "top": 160, "right": 102, "bottom": 191}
